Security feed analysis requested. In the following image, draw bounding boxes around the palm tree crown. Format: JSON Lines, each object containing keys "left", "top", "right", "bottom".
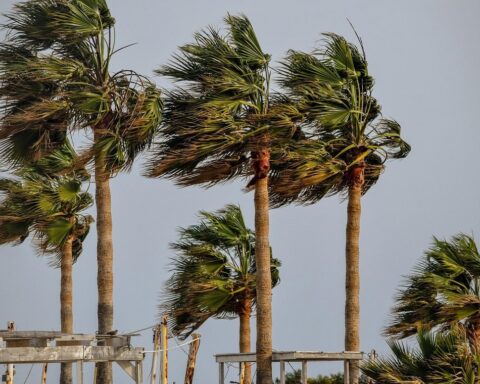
{"left": 385, "top": 234, "right": 480, "bottom": 350}
{"left": 161, "top": 204, "right": 280, "bottom": 339}
{"left": 269, "top": 33, "right": 410, "bottom": 205}
{"left": 0, "top": 141, "right": 93, "bottom": 262}
{"left": 0, "top": 0, "right": 162, "bottom": 172}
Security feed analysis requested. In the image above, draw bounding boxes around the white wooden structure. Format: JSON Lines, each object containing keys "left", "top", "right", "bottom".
{"left": 0, "top": 330, "right": 145, "bottom": 383}
{"left": 215, "top": 351, "right": 364, "bottom": 384}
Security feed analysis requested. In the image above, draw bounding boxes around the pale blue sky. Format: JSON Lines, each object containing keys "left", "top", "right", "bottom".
{"left": 1, "top": 1, "right": 480, "bottom": 383}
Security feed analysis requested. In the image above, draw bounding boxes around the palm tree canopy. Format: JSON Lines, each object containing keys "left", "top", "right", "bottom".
{"left": 0, "top": 0, "right": 162, "bottom": 173}
{"left": 269, "top": 33, "right": 410, "bottom": 206}
{"left": 145, "top": 14, "right": 297, "bottom": 186}
{"left": 385, "top": 234, "right": 480, "bottom": 340}
{"left": 160, "top": 204, "right": 280, "bottom": 339}
{"left": 362, "top": 328, "right": 479, "bottom": 384}
{"left": 0, "top": 142, "right": 93, "bottom": 265}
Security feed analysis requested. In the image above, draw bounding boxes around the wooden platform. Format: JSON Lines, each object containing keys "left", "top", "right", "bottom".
{"left": 215, "top": 351, "right": 364, "bottom": 384}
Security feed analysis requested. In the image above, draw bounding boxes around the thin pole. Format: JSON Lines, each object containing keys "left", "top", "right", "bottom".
{"left": 301, "top": 361, "right": 307, "bottom": 384}
{"left": 41, "top": 364, "right": 48, "bottom": 384}
{"left": 150, "top": 325, "right": 161, "bottom": 384}
{"left": 6, "top": 321, "right": 15, "bottom": 384}
{"left": 183, "top": 334, "right": 200, "bottom": 384}
{"left": 160, "top": 316, "right": 168, "bottom": 384}
{"left": 279, "top": 361, "right": 285, "bottom": 384}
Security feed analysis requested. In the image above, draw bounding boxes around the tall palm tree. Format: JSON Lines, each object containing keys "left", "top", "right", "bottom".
{"left": 0, "top": 143, "right": 93, "bottom": 384}
{"left": 268, "top": 33, "right": 410, "bottom": 383}
{"left": 145, "top": 15, "right": 295, "bottom": 383}
{"left": 385, "top": 234, "right": 480, "bottom": 352}
{"left": 0, "top": 2, "right": 162, "bottom": 382}
{"left": 362, "top": 328, "right": 479, "bottom": 384}
{"left": 161, "top": 204, "right": 280, "bottom": 384}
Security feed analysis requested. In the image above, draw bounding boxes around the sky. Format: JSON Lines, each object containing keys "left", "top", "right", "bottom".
{"left": 1, "top": 0, "right": 480, "bottom": 383}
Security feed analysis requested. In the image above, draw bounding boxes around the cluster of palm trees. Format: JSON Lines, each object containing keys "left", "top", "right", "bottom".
{"left": 0, "top": 1, "right": 409, "bottom": 384}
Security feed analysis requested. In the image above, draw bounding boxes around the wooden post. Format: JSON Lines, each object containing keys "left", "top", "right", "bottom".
{"left": 301, "top": 361, "right": 307, "bottom": 384}
{"left": 41, "top": 363, "right": 48, "bottom": 384}
{"left": 279, "top": 361, "right": 285, "bottom": 384}
{"left": 344, "top": 361, "right": 350, "bottom": 384}
{"left": 135, "top": 362, "right": 143, "bottom": 384}
{"left": 150, "top": 325, "right": 161, "bottom": 384}
{"left": 5, "top": 322, "right": 15, "bottom": 384}
{"left": 183, "top": 334, "right": 200, "bottom": 384}
{"left": 160, "top": 316, "right": 168, "bottom": 384}
{"left": 76, "top": 361, "right": 84, "bottom": 384}
{"left": 239, "top": 362, "right": 245, "bottom": 384}
{"left": 218, "top": 362, "right": 224, "bottom": 384}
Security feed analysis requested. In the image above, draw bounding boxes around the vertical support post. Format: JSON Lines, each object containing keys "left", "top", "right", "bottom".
{"left": 344, "top": 361, "right": 350, "bottom": 384}
{"left": 6, "top": 322, "right": 15, "bottom": 384}
{"left": 150, "top": 325, "right": 161, "bottom": 384}
{"left": 41, "top": 364, "right": 48, "bottom": 384}
{"left": 239, "top": 362, "right": 244, "bottom": 384}
{"left": 161, "top": 316, "right": 168, "bottom": 384}
{"left": 279, "top": 361, "right": 285, "bottom": 384}
{"left": 183, "top": 334, "right": 201, "bottom": 384}
{"left": 218, "top": 362, "right": 224, "bottom": 384}
{"left": 76, "top": 361, "right": 84, "bottom": 384}
{"left": 135, "top": 362, "right": 143, "bottom": 384}
{"left": 301, "top": 361, "right": 307, "bottom": 384}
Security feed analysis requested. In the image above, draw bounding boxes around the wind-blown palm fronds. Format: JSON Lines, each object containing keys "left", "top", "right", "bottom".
{"left": 363, "top": 328, "right": 479, "bottom": 384}
{"left": 161, "top": 204, "right": 280, "bottom": 338}
{"left": 270, "top": 33, "right": 410, "bottom": 206}
{"left": 385, "top": 234, "right": 480, "bottom": 353}
{"left": 1, "top": 4, "right": 162, "bottom": 380}
{"left": 146, "top": 15, "right": 293, "bottom": 383}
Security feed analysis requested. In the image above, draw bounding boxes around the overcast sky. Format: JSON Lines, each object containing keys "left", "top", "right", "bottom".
{"left": 1, "top": 0, "right": 480, "bottom": 383}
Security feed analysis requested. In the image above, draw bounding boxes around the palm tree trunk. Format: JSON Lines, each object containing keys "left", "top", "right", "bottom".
{"left": 60, "top": 235, "right": 74, "bottom": 384}
{"left": 94, "top": 135, "right": 114, "bottom": 384}
{"left": 239, "top": 298, "right": 252, "bottom": 384}
{"left": 254, "top": 174, "right": 272, "bottom": 384}
{"left": 345, "top": 172, "right": 363, "bottom": 384}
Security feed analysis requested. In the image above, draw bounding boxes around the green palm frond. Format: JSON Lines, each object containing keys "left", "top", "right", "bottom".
{"left": 0, "top": 0, "right": 162, "bottom": 174}
{"left": 145, "top": 14, "right": 295, "bottom": 186}
{"left": 160, "top": 204, "right": 280, "bottom": 339}
{"left": 0, "top": 142, "right": 93, "bottom": 267}
{"left": 270, "top": 32, "right": 410, "bottom": 207}
{"left": 362, "top": 328, "right": 477, "bottom": 383}
{"left": 385, "top": 234, "right": 480, "bottom": 342}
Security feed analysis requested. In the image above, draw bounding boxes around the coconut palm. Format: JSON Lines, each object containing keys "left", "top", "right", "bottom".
{"left": 362, "top": 328, "right": 479, "bottom": 384}
{"left": 267, "top": 33, "right": 410, "bottom": 383}
{"left": 145, "top": 15, "right": 295, "bottom": 383}
{"left": 161, "top": 204, "right": 280, "bottom": 384}
{"left": 0, "top": 142, "right": 93, "bottom": 384}
{"left": 385, "top": 234, "right": 480, "bottom": 353}
{"left": 0, "top": 2, "right": 162, "bottom": 381}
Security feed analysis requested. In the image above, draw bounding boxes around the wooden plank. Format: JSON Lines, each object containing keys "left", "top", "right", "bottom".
{"left": 215, "top": 351, "right": 363, "bottom": 363}
{"left": 0, "top": 331, "right": 63, "bottom": 339}
{"left": 135, "top": 362, "right": 143, "bottom": 384}
{"left": 150, "top": 325, "right": 160, "bottom": 384}
{"left": 0, "top": 346, "right": 144, "bottom": 363}
{"left": 41, "top": 363, "right": 48, "bottom": 384}
{"left": 76, "top": 361, "right": 83, "bottom": 384}
{"left": 344, "top": 361, "right": 349, "bottom": 384}
{"left": 84, "top": 347, "right": 144, "bottom": 362}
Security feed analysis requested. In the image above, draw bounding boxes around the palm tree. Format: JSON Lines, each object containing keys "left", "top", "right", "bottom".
{"left": 0, "top": 2, "right": 162, "bottom": 382}
{"left": 161, "top": 204, "right": 280, "bottom": 384}
{"left": 362, "top": 328, "right": 479, "bottom": 384}
{"left": 267, "top": 33, "right": 410, "bottom": 383}
{"left": 145, "top": 15, "right": 295, "bottom": 383}
{"left": 0, "top": 143, "right": 93, "bottom": 384}
{"left": 385, "top": 234, "right": 480, "bottom": 352}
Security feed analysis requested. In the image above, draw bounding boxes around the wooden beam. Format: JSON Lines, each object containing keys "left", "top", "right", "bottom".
{"left": 117, "top": 361, "right": 137, "bottom": 381}
{"left": 215, "top": 351, "right": 363, "bottom": 363}
{"left": 279, "top": 361, "right": 285, "bottom": 384}
{"left": 76, "top": 361, "right": 84, "bottom": 384}
{"left": 218, "top": 362, "right": 224, "bottom": 384}
{"left": 160, "top": 316, "right": 168, "bottom": 384}
{"left": 0, "top": 346, "right": 144, "bottom": 364}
